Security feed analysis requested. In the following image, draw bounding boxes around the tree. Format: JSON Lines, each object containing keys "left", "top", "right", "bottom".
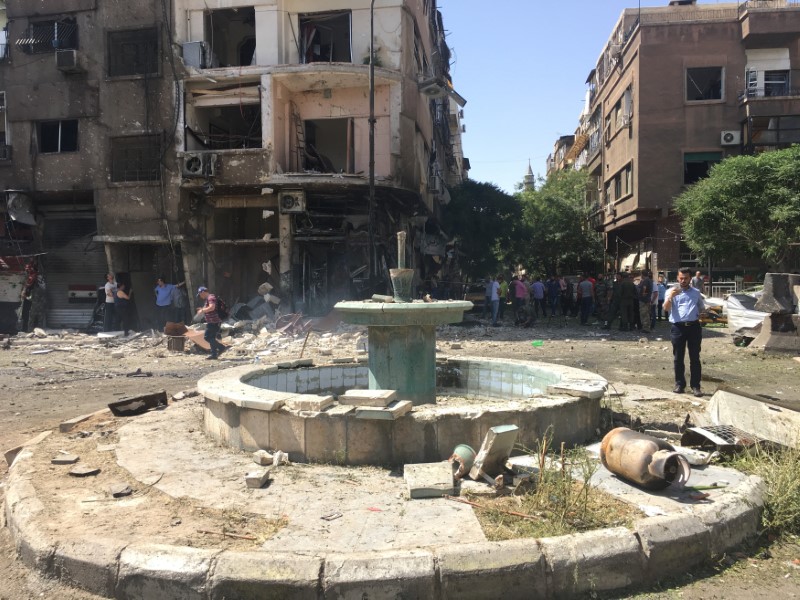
{"left": 519, "top": 169, "right": 604, "bottom": 275}
{"left": 442, "top": 180, "right": 524, "bottom": 280}
{"left": 675, "top": 145, "right": 800, "bottom": 270}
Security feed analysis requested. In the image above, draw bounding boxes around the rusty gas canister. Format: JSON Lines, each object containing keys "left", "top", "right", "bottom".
{"left": 600, "top": 427, "right": 690, "bottom": 490}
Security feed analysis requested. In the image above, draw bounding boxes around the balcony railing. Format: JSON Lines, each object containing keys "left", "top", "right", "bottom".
{"left": 738, "top": 86, "right": 800, "bottom": 101}
{"left": 739, "top": 0, "right": 800, "bottom": 15}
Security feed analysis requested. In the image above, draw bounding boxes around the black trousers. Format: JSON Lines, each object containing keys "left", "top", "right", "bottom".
{"left": 670, "top": 322, "right": 702, "bottom": 388}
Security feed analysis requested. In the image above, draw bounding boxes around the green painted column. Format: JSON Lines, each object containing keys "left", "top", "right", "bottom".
{"left": 368, "top": 325, "right": 436, "bottom": 405}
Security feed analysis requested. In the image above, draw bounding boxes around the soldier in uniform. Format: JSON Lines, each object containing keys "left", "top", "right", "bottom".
{"left": 619, "top": 272, "right": 638, "bottom": 331}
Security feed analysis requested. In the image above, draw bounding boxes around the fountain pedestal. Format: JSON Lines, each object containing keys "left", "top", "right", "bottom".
{"left": 334, "top": 301, "right": 473, "bottom": 404}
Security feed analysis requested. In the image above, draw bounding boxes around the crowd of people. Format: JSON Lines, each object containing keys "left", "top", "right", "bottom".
{"left": 477, "top": 269, "right": 706, "bottom": 333}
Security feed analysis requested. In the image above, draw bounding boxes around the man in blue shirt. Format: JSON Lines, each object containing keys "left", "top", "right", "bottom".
{"left": 663, "top": 267, "right": 706, "bottom": 397}
{"left": 154, "top": 276, "right": 183, "bottom": 332}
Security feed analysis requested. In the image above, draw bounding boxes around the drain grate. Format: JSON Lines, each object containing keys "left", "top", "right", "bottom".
{"left": 681, "top": 425, "right": 761, "bottom": 451}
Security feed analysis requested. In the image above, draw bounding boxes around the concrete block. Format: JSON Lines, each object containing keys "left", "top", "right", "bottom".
{"left": 634, "top": 514, "right": 711, "bottom": 577}
{"left": 437, "top": 539, "right": 547, "bottom": 600}
{"left": 53, "top": 538, "right": 125, "bottom": 597}
{"left": 355, "top": 400, "right": 413, "bottom": 420}
{"left": 323, "top": 550, "right": 435, "bottom": 599}
{"left": 469, "top": 424, "right": 519, "bottom": 479}
{"left": 286, "top": 394, "right": 335, "bottom": 412}
{"left": 269, "top": 410, "right": 306, "bottom": 460}
{"left": 238, "top": 408, "right": 271, "bottom": 452}
{"left": 547, "top": 378, "right": 606, "bottom": 400}
{"left": 341, "top": 389, "right": 397, "bottom": 407}
{"left": 52, "top": 454, "right": 80, "bottom": 465}
{"left": 210, "top": 551, "right": 322, "bottom": 600}
{"left": 346, "top": 418, "right": 392, "bottom": 465}
{"left": 252, "top": 450, "right": 273, "bottom": 465}
{"left": 540, "top": 527, "right": 644, "bottom": 596}
{"left": 116, "top": 544, "right": 219, "bottom": 600}
{"left": 304, "top": 413, "right": 347, "bottom": 464}
{"left": 245, "top": 468, "right": 271, "bottom": 489}
{"left": 404, "top": 462, "right": 454, "bottom": 499}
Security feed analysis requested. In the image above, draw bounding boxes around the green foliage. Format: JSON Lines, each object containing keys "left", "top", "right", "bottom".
{"left": 442, "top": 180, "right": 525, "bottom": 279}
{"left": 518, "top": 170, "right": 604, "bottom": 275}
{"left": 676, "top": 145, "right": 800, "bottom": 269}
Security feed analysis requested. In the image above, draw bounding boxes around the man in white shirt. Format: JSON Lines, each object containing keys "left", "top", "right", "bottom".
{"left": 103, "top": 273, "right": 117, "bottom": 332}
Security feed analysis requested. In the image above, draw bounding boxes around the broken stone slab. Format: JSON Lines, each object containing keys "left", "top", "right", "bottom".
{"left": 108, "top": 391, "right": 168, "bottom": 416}
{"left": 276, "top": 358, "right": 314, "bottom": 369}
{"left": 470, "top": 425, "right": 519, "bottom": 480}
{"left": 59, "top": 408, "right": 112, "bottom": 433}
{"left": 331, "top": 357, "right": 357, "bottom": 364}
{"left": 547, "top": 379, "right": 607, "bottom": 400}
{"left": 252, "top": 450, "right": 274, "bottom": 466}
{"left": 355, "top": 400, "right": 413, "bottom": 420}
{"left": 110, "top": 483, "right": 133, "bottom": 498}
{"left": 111, "top": 350, "right": 125, "bottom": 359}
{"left": 33, "top": 328, "right": 47, "bottom": 338}
{"left": 245, "top": 468, "right": 272, "bottom": 489}
{"left": 286, "top": 394, "right": 335, "bottom": 412}
{"left": 51, "top": 454, "right": 79, "bottom": 465}
{"left": 340, "top": 389, "right": 397, "bottom": 407}
{"left": 4, "top": 430, "right": 53, "bottom": 467}
{"left": 371, "top": 294, "right": 395, "bottom": 303}
{"left": 450, "top": 343, "right": 462, "bottom": 350}
{"left": 69, "top": 466, "right": 101, "bottom": 477}
{"left": 458, "top": 479, "right": 498, "bottom": 497}
{"left": 324, "top": 404, "right": 356, "bottom": 417}
{"left": 404, "top": 462, "right": 455, "bottom": 499}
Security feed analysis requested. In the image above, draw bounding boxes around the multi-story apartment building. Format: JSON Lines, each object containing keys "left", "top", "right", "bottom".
{"left": 564, "top": 0, "right": 800, "bottom": 277}
{"left": 0, "top": 0, "right": 466, "bottom": 330}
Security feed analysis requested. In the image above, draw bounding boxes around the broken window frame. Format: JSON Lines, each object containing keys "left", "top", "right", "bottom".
{"left": 298, "top": 11, "right": 352, "bottom": 65}
{"left": 203, "top": 7, "right": 257, "bottom": 68}
{"left": 37, "top": 119, "right": 78, "bottom": 154}
{"left": 686, "top": 66, "right": 724, "bottom": 102}
{"left": 110, "top": 134, "right": 162, "bottom": 182}
{"left": 17, "top": 18, "right": 78, "bottom": 54}
{"left": 107, "top": 27, "right": 160, "bottom": 78}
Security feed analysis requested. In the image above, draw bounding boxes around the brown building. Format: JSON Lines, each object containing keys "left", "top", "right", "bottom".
{"left": 0, "top": 0, "right": 467, "bottom": 330}
{"left": 565, "top": 0, "right": 800, "bottom": 278}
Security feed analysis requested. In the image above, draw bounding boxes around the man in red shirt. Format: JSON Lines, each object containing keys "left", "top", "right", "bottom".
{"left": 196, "top": 286, "right": 224, "bottom": 360}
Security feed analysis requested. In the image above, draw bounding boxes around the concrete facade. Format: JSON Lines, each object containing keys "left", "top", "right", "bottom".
{"left": 563, "top": 0, "right": 800, "bottom": 277}
{"left": 0, "top": 0, "right": 467, "bottom": 329}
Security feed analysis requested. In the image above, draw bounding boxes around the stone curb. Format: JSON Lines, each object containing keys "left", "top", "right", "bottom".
{"left": 5, "top": 440, "right": 765, "bottom": 600}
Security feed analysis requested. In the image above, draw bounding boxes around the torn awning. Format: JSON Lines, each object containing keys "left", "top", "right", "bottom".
{"left": 6, "top": 191, "right": 36, "bottom": 225}
{"left": 620, "top": 252, "right": 638, "bottom": 272}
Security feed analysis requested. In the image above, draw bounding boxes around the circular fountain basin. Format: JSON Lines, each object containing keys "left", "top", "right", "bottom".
{"left": 199, "top": 355, "right": 607, "bottom": 465}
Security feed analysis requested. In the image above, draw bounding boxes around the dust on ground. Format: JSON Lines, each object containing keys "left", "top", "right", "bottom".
{"left": 1, "top": 313, "right": 799, "bottom": 599}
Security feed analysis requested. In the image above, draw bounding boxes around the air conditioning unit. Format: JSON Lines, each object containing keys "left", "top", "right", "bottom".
{"left": 621, "top": 113, "right": 632, "bottom": 127}
{"left": 720, "top": 130, "right": 741, "bottom": 146}
{"left": 182, "top": 41, "right": 209, "bottom": 69}
{"left": 182, "top": 153, "right": 206, "bottom": 178}
{"left": 606, "top": 204, "right": 616, "bottom": 217}
{"left": 56, "top": 49, "right": 84, "bottom": 74}
{"left": 279, "top": 190, "right": 306, "bottom": 213}
{"left": 427, "top": 174, "right": 442, "bottom": 194}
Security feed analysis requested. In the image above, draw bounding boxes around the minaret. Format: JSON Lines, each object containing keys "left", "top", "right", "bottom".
{"left": 523, "top": 160, "right": 535, "bottom": 191}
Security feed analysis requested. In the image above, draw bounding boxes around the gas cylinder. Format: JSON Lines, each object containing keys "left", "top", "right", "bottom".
{"left": 600, "top": 427, "right": 690, "bottom": 490}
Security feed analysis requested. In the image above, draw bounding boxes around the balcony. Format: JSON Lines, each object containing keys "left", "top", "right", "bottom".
{"left": 739, "top": 1, "right": 800, "bottom": 43}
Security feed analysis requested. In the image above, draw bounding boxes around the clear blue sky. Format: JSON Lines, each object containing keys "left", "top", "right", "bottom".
{"left": 439, "top": 0, "right": 729, "bottom": 194}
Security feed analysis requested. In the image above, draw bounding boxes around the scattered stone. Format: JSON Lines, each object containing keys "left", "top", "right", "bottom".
{"left": 371, "top": 294, "right": 395, "bottom": 303}
{"left": 59, "top": 411, "right": 100, "bottom": 433}
{"left": 111, "top": 350, "right": 125, "bottom": 359}
{"left": 450, "top": 343, "right": 462, "bottom": 350}
{"left": 33, "top": 328, "right": 47, "bottom": 338}
{"left": 404, "top": 462, "right": 455, "bottom": 499}
{"left": 272, "top": 450, "right": 289, "bottom": 466}
{"left": 355, "top": 400, "right": 413, "bottom": 420}
{"left": 252, "top": 449, "right": 274, "bottom": 466}
{"left": 171, "top": 518, "right": 182, "bottom": 526}
{"left": 340, "top": 389, "right": 397, "bottom": 407}
{"left": 245, "top": 468, "right": 272, "bottom": 489}
{"left": 96, "top": 444, "right": 116, "bottom": 453}
{"left": 172, "top": 391, "right": 186, "bottom": 401}
{"left": 51, "top": 454, "right": 79, "bottom": 465}
{"left": 108, "top": 390, "right": 167, "bottom": 416}
{"left": 69, "top": 466, "right": 101, "bottom": 477}
{"left": 4, "top": 430, "right": 53, "bottom": 467}
{"left": 332, "top": 357, "right": 356, "bottom": 364}
{"left": 110, "top": 483, "right": 133, "bottom": 498}
{"left": 31, "top": 349, "right": 53, "bottom": 355}
{"left": 458, "top": 479, "right": 497, "bottom": 497}
{"left": 470, "top": 424, "right": 519, "bottom": 480}
{"left": 319, "top": 348, "right": 332, "bottom": 356}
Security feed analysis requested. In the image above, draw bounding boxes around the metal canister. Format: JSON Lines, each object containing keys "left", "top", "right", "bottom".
{"left": 600, "top": 427, "right": 690, "bottom": 490}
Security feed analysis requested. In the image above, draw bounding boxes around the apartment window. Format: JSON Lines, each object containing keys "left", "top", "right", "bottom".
{"left": 108, "top": 28, "right": 159, "bottom": 77}
{"left": 38, "top": 120, "right": 78, "bottom": 153}
{"left": 111, "top": 135, "right": 161, "bottom": 182}
{"left": 204, "top": 8, "right": 256, "bottom": 67}
{"left": 18, "top": 18, "right": 78, "bottom": 54}
{"left": 764, "top": 70, "right": 790, "bottom": 97}
{"left": 624, "top": 164, "right": 633, "bottom": 195}
{"left": 684, "top": 152, "right": 721, "bottom": 185}
{"left": 686, "top": 67, "right": 723, "bottom": 101}
{"left": 299, "top": 12, "right": 351, "bottom": 64}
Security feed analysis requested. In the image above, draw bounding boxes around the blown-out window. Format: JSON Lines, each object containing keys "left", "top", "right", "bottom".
{"left": 38, "top": 120, "right": 78, "bottom": 153}
{"left": 686, "top": 67, "right": 723, "bottom": 101}
{"left": 17, "top": 18, "right": 78, "bottom": 54}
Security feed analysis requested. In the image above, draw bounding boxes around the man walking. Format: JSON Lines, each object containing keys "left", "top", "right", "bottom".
{"left": 691, "top": 271, "right": 705, "bottom": 293}
{"left": 196, "top": 286, "right": 224, "bottom": 360}
{"left": 663, "top": 268, "right": 705, "bottom": 397}
{"left": 577, "top": 274, "right": 595, "bottom": 325}
{"left": 530, "top": 277, "right": 546, "bottom": 318}
{"left": 489, "top": 275, "right": 501, "bottom": 327}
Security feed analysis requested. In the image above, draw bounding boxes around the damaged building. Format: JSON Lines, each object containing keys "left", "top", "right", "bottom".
{"left": 552, "top": 0, "right": 800, "bottom": 277}
{"left": 0, "top": 0, "right": 468, "bottom": 331}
